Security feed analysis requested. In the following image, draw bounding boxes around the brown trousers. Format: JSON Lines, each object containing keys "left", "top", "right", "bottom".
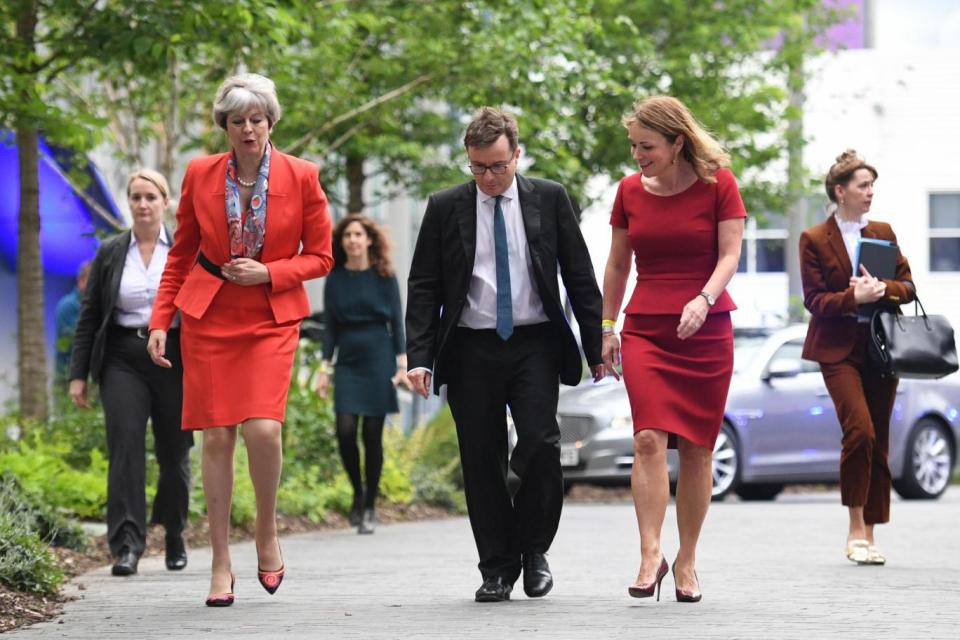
{"left": 820, "top": 325, "right": 898, "bottom": 525}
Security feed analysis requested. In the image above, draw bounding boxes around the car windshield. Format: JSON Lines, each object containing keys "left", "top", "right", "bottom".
{"left": 733, "top": 334, "right": 769, "bottom": 373}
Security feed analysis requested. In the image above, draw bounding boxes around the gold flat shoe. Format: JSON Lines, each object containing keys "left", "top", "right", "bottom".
{"left": 866, "top": 544, "right": 886, "bottom": 565}
{"left": 846, "top": 539, "right": 870, "bottom": 564}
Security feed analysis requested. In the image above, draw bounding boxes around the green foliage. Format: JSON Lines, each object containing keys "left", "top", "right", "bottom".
{"left": 0, "top": 435, "right": 107, "bottom": 520}
{"left": 0, "top": 474, "right": 68, "bottom": 595}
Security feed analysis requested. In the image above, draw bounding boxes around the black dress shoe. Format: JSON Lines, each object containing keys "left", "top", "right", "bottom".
{"left": 522, "top": 553, "right": 553, "bottom": 597}
{"left": 111, "top": 547, "right": 140, "bottom": 576}
{"left": 475, "top": 576, "right": 513, "bottom": 602}
{"left": 165, "top": 534, "right": 188, "bottom": 571}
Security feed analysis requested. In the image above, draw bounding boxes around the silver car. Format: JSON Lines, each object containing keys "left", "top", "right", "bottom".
{"left": 556, "top": 324, "right": 960, "bottom": 500}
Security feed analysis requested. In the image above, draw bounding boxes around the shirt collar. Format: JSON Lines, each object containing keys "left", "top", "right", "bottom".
{"left": 836, "top": 214, "right": 868, "bottom": 233}
{"left": 128, "top": 226, "right": 170, "bottom": 247}
{"left": 478, "top": 176, "right": 519, "bottom": 205}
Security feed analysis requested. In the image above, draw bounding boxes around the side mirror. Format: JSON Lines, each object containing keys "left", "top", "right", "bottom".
{"left": 765, "top": 358, "right": 802, "bottom": 380}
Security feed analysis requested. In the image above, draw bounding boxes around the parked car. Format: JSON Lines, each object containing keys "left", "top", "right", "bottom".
{"left": 555, "top": 324, "right": 960, "bottom": 501}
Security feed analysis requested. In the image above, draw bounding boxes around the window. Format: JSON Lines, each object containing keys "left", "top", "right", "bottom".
{"left": 738, "top": 216, "right": 787, "bottom": 273}
{"left": 930, "top": 193, "right": 960, "bottom": 272}
{"left": 769, "top": 339, "right": 820, "bottom": 373}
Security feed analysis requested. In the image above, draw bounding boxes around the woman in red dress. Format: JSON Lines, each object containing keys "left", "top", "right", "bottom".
{"left": 601, "top": 96, "right": 745, "bottom": 603}
{"left": 147, "top": 73, "right": 333, "bottom": 606}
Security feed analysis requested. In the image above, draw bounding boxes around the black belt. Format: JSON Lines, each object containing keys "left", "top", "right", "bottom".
{"left": 197, "top": 251, "right": 226, "bottom": 280}
{"left": 112, "top": 325, "right": 178, "bottom": 339}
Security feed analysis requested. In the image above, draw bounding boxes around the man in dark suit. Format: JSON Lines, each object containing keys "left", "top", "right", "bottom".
{"left": 406, "top": 107, "right": 604, "bottom": 602}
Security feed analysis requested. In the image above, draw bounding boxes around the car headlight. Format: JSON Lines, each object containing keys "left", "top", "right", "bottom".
{"left": 610, "top": 415, "right": 633, "bottom": 431}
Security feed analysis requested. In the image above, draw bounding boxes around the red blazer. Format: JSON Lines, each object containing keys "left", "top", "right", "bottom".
{"left": 800, "top": 215, "right": 914, "bottom": 364}
{"left": 149, "top": 149, "right": 333, "bottom": 330}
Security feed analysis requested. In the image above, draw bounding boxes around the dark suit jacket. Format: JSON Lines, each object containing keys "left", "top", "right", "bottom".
{"left": 70, "top": 227, "right": 171, "bottom": 383}
{"left": 406, "top": 175, "right": 602, "bottom": 393}
{"left": 800, "top": 215, "right": 914, "bottom": 364}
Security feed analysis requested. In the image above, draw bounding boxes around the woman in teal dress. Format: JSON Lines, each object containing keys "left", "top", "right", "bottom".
{"left": 316, "top": 214, "right": 409, "bottom": 533}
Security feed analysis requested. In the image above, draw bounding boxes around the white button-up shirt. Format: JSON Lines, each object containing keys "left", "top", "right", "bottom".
{"left": 837, "top": 214, "right": 869, "bottom": 272}
{"left": 114, "top": 227, "right": 176, "bottom": 328}
{"left": 459, "top": 178, "right": 548, "bottom": 329}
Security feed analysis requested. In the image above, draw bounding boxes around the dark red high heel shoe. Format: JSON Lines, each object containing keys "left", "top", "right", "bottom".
{"left": 672, "top": 560, "right": 702, "bottom": 603}
{"left": 628, "top": 556, "right": 668, "bottom": 600}
{"left": 205, "top": 573, "right": 235, "bottom": 607}
{"left": 257, "top": 540, "right": 285, "bottom": 595}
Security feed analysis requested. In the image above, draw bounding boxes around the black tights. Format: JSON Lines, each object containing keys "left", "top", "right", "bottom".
{"left": 335, "top": 413, "right": 385, "bottom": 509}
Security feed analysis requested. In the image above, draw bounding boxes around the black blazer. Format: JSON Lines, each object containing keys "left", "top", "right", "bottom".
{"left": 70, "top": 227, "right": 172, "bottom": 383}
{"left": 406, "top": 175, "right": 602, "bottom": 393}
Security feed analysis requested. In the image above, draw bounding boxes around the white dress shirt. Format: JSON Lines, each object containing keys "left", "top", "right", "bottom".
{"left": 459, "top": 177, "right": 548, "bottom": 329}
{"left": 114, "top": 227, "right": 177, "bottom": 328}
{"left": 837, "top": 214, "right": 868, "bottom": 272}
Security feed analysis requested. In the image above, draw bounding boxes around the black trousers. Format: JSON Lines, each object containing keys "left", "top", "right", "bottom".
{"left": 100, "top": 327, "right": 193, "bottom": 557}
{"left": 446, "top": 323, "right": 564, "bottom": 582}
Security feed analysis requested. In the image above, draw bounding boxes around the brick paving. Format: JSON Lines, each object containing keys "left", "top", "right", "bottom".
{"left": 11, "top": 489, "right": 959, "bottom": 639}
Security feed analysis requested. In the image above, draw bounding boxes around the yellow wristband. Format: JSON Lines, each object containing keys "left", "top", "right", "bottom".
{"left": 601, "top": 319, "right": 616, "bottom": 328}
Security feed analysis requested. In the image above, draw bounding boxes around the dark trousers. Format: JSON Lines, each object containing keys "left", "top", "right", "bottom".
{"left": 446, "top": 323, "right": 563, "bottom": 582}
{"left": 100, "top": 327, "right": 193, "bottom": 557}
{"left": 820, "top": 325, "right": 898, "bottom": 525}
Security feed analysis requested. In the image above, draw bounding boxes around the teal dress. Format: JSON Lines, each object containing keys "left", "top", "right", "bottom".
{"left": 323, "top": 267, "right": 404, "bottom": 415}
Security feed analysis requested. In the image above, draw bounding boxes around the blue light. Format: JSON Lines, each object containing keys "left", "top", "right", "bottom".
{"left": 948, "top": 408, "right": 958, "bottom": 422}
{"left": 809, "top": 406, "right": 825, "bottom": 416}
{"left": 0, "top": 131, "right": 122, "bottom": 276}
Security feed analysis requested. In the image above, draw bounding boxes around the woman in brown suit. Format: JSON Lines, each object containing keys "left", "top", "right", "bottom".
{"left": 800, "top": 150, "right": 914, "bottom": 565}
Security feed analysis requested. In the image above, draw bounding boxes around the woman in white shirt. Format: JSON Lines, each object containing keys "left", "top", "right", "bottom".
{"left": 69, "top": 169, "right": 194, "bottom": 577}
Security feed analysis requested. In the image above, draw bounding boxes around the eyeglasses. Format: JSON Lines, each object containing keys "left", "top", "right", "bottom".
{"left": 466, "top": 162, "right": 512, "bottom": 175}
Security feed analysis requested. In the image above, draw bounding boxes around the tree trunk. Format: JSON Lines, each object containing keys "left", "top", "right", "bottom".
{"left": 784, "top": 18, "right": 809, "bottom": 323}
{"left": 158, "top": 49, "right": 179, "bottom": 181}
{"left": 346, "top": 153, "right": 365, "bottom": 213}
{"left": 15, "top": 0, "right": 49, "bottom": 424}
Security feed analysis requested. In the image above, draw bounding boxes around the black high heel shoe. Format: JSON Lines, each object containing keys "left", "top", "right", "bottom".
{"left": 205, "top": 573, "right": 235, "bottom": 607}
{"left": 672, "top": 560, "right": 702, "bottom": 603}
{"left": 628, "top": 556, "right": 668, "bottom": 600}
{"left": 257, "top": 540, "right": 285, "bottom": 595}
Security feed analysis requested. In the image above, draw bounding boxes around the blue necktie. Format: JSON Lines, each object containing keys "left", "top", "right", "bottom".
{"left": 493, "top": 195, "right": 513, "bottom": 341}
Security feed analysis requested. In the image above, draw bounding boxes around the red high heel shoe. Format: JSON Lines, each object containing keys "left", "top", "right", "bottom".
{"left": 257, "top": 540, "right": 285, "bottom": 595}
{"left": 205, "top": 573, "right": 235, "bottom": 607}
{"left": 672, "top": 560, "right": 702, "bottom": 603}
{"left": 628, "top": 556, "right": 668, "bottom": 600}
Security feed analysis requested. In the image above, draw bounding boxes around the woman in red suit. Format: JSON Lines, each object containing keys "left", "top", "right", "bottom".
{"left": 601, "top": 96, "right": 745, "bottom": 603}
{"left": 147, "top": 73, "right": 333, "bottom": 606}
{"left": 800, "top": 150, "right": 914, "bottom": 565}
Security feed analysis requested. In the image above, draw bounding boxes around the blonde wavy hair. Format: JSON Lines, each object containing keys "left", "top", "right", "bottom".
{"left": 622, "top": 95, "right": 730, "bottom": 184}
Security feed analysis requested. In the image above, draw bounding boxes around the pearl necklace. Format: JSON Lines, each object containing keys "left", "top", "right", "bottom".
{"left": 237, "top": 175, "right": 257, "bottom": 188}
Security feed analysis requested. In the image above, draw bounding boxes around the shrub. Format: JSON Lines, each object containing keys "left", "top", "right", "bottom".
{"left": 0, "top": 475, "right": 67, "bottom": 595}
{"left": 0, "top": 436, "right": 107, "bottom": 520}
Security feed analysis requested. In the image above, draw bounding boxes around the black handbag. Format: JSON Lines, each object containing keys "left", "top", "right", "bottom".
{"left": 869, "top": 296, "right": 959, "bottom": 379}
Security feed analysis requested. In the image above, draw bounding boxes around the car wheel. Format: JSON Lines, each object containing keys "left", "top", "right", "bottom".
{"left": 893, "top": 417, "right": 954, "bottom": 500}
{"left": 711, "top": 422, "right": 740, "bottom": 501}
{"left": 734, "top": 483, "right": 784, "bottom": 501}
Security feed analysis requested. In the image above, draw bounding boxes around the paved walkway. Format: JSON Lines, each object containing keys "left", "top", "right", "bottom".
{"left": 12, "top": 490, "right": 960, "bottom": 639}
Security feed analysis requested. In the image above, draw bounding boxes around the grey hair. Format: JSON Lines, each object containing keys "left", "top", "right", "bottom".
{"left": 212, "top": 73, "right": 282, "bottom": 130}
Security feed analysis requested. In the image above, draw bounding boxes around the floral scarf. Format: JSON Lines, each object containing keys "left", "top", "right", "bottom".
{"left": 225, "top": 143, "right": 271, "bottom": 258}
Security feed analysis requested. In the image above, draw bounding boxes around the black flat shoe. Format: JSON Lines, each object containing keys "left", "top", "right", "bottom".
{"left": 349, "top": 495, "right": 363, "bottom": 527}
{"left": 111, "top": 547, "right": 140, "bottom": 576}
{"left": 165, "top": 534, "right": 188, "bottom": 571}
{"left": 522, "top": 553, "right": 554, "bottom": 598}
{"left": 358, "top": 507, "right": 376, "bottom": 535}
{"left": 475, "top": 576, "right": 513, "bottom": 602}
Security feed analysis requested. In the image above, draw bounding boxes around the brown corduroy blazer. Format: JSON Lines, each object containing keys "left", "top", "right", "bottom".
{"left": 800, "top": 215, "right": 915, "bottom": 364}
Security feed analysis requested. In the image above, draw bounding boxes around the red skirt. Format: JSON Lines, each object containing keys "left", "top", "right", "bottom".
{"left": 179, "top": 281, "right": 300, "bottom": 430}
{"left": 620, "top": 313, "right": 733, "bottom": 449}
